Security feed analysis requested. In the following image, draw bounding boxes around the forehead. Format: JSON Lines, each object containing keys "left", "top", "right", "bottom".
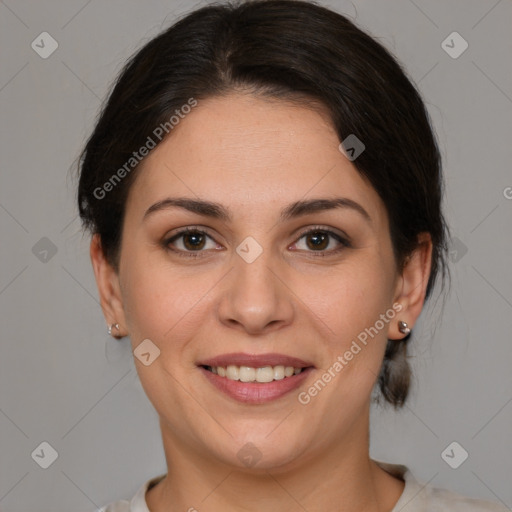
{"left": 126, "top": 93, "right": 386, "bottom": 224}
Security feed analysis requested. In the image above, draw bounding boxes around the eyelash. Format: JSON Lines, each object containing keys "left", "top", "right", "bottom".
{"left": 163, "top": 225, "right": 352, "bottom": 259}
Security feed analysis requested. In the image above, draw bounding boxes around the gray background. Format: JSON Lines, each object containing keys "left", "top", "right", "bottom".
{"left": 0, "top": 0, "right": 511, "bottom": 510}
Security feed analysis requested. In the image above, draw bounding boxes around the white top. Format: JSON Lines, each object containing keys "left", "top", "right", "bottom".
{"left": 98, "top": 461, "right": 508, "bottom": 511}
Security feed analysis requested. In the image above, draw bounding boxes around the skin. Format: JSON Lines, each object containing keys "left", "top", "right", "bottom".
{"left": 91, "top": 92, "right": 433, "bottom": 511}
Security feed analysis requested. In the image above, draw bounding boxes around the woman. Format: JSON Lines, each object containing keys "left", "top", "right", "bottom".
{"left": 77, "top": 0, "right": 506, "bottom": 510}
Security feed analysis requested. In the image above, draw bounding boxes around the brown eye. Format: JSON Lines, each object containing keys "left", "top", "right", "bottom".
{"left": 182, "top": 231, "right": 206, "bottom": 250}
{"left": 293, "top": 228, "right": 350, "bottom": 254}
{"left": 165, "top": 228, "right": 219, "bottom": 254}
{"left": 305, "top": 231, "right": 329, "bottom": 250}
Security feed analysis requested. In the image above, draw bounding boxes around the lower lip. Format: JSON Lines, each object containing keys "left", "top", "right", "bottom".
{"left": 199, "top": 366, "right": 314, "bottom": 404}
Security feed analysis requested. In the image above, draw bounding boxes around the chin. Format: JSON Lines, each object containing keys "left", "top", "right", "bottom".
{"left": 212, "top": 429, "right": 311, "bottom": 472}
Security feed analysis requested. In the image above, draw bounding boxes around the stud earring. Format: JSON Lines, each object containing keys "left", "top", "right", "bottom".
{"left": 107, "top": 323, "right": 120, "bottom": 336}
{"left": 398, "top": 320, "right": 411, "bottom": 335}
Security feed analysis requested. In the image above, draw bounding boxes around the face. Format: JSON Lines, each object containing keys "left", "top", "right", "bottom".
{"left": 97, "top": 93, "right": 418, "bottom": 471}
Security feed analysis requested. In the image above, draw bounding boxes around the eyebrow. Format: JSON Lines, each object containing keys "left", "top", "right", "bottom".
{"left": 143, "top": 197, "right": 372, "bottom": 224}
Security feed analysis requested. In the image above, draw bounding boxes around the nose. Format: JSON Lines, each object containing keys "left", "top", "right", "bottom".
{"left": 216, "top": 248, "right": 295, "bottom": 335}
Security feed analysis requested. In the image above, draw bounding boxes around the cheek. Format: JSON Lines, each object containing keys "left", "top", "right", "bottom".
{"left": 119, "top": 250, "right": 218, "bottom": 348}
{"left": 298, "top": 258, "right": 394, "bottom": 337}
{"left": 295, "top": 256, "right": 396, "bottom": 394}
{"left": 121, "top": 265, "right": 169, "bottom": 340}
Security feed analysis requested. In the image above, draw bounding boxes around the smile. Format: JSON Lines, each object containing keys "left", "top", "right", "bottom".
{"left": 197, "top": 353, "right": 315, "bottom": 404}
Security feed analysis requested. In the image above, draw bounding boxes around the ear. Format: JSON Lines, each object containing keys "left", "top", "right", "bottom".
{"left": 390, "top": 232, "right": 433, "bottom": 340}
{"left": 90, "top": 234, "right": 128, "bottom": 338}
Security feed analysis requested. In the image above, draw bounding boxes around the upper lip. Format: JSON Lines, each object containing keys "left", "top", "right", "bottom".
{"left": 197, "top": 353, "right": 314, "bottom": 369}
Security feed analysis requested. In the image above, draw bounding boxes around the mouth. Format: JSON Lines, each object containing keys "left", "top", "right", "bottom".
{"left": 197, "top": 353, "right": 314, "bottom": 404}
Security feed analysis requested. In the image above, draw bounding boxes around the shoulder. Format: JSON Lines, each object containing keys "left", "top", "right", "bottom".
{"left": 98, "top": 473, "right": 166, "bottom": 512}
{"left": 421, "top": 485, "right": 509, "bottom": 511}
{"left": 98, "top": 500, "right": 130, "bottom": 512}
{"left": 374, "top": 460, "right": 509, "bottom": 512}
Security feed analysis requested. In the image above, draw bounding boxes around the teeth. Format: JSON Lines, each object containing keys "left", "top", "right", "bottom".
{"left": 207, "top": 364, "right": 304, "bottom": 382}
{"left": 256, "top": 366, "right": 274, "bottom": 383}
{"left": 226, "top": 365, "right": 239, "bottom": 380}
{"left": 239, "top": 366, "right": 256, "bottom": 382}
{"left": 274, "top": 365, "right": 285, "bottom": 380}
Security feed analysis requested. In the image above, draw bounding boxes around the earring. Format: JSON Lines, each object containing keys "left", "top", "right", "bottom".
{"left": 107, "top": 323, "right": 120, "bottom": 336}
{"left": 398, "top": 320, "right": 411, "bottom": 335}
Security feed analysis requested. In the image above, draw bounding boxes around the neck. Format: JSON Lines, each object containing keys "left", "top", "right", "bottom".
{"left": 146, "top": 409, "right": 404, "bottom": 512}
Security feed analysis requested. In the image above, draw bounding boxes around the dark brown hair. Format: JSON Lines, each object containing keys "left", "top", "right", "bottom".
{"left": 77, "top": 0, "right": 450, "bottom": 407}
